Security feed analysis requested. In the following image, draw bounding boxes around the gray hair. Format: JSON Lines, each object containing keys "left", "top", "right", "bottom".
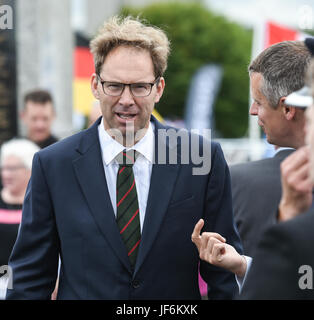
{"left": 249, "top": 41, "right": 311, "bottom": 108}
{"left": 0, "top": 138, "right": 40, "bottom": 170}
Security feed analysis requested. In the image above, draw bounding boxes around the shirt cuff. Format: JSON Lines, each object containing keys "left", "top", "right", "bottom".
{"left": 235, "top": 255, "right": 252, "bottom": 293}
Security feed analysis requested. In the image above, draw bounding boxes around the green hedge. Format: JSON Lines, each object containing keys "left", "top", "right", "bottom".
{"left": 121, "top": 2, "right": 252, "bottom": 138}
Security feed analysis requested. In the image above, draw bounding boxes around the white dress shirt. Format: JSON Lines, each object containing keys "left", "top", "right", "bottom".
{"left": 98, "top": 118, "right": 154, "bottom": 231}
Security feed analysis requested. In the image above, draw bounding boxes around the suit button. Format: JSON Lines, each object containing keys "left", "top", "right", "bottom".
{"left": 132, "top": 280, "right": 140, "bottom": 289}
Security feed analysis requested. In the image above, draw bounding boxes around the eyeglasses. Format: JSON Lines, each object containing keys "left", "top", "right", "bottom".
{"left": 97, "top": 75, "right": 160, "bottom": 97}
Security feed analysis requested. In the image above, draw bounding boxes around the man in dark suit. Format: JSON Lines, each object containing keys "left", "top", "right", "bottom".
{"left": 240, "top": 52, "right": 314, "bottom": 299}
{"left": 192, "top": 49, "right": 314, "bottom": 298}
{"left": 230, "top": 41, "right": 311, "bottom": 256}
{"left": 6, "top": 16, "right": 242, "bottom": 300}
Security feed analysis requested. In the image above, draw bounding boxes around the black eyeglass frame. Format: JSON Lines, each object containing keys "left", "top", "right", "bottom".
{"left": 97, "top": 75, "right": 161, "bottom": 97}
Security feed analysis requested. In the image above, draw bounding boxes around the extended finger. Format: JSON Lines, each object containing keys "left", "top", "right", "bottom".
{"left": 191, "top": 219, "right": 204, "bottom": 243}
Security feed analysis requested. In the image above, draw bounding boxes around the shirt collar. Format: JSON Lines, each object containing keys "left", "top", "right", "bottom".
{"left": 98, "top": 117, "right": 155, "bottom": 165}
{"left": 274, "top": 147, "right": 295, "bottom": 156}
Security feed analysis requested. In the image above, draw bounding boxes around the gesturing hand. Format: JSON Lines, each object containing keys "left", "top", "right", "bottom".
{"left": 191, "top": 219, "right": 226, "bottom": 252}
{"left": 191, "top": 219, "right": 247, "bottom": 277}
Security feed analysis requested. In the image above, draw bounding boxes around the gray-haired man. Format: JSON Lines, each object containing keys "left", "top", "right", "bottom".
{"left": 230, "top": 41, "right": 311, "bottom": 257}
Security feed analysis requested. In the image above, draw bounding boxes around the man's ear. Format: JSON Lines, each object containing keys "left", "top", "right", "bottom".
{"left": 280, "top": 97, "right": 296, "bottom": 121}
{"left": 154, "top": 77, "right": 165, "bottom": 104}
{"left": 91, "top": 73, "right": 100, "bottom": 100}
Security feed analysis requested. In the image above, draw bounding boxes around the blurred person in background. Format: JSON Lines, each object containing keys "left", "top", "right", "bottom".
{"left": 230, "top": 41, "right": 311, "bottom": 257}
{"left": 21, "top": 89, "right": 58, "bottom": 149}
{"left": 0, "top": 138, "right": 39, "bottom": 299}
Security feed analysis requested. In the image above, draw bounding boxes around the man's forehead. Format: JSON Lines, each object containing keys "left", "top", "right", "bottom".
{"left": 24, "top": 101, "right": 54, "bottom": 113}
{"left": 100, "top": 46, "right": 155, "bottom": 80}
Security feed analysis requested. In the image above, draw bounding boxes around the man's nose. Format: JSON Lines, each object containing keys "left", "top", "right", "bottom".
{"left": 118, "top": 85, "right": 135, "bottom": 106}
{"left": 35, "top": 120, "right": 47, "bottom": 130}
{"left": 249, "top": 101, "right": 258, "bottom": 116}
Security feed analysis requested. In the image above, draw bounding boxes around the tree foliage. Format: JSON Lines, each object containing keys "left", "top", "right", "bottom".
{"left": 121, "top": 2, "right": 252, "bottom": 137}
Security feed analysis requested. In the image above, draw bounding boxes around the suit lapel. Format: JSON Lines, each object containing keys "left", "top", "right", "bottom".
{"left": 72, "top": 119, "right": 131, "bottom": 273}
{"left": 134, "top": 118, "right": 180, "bottom": 275}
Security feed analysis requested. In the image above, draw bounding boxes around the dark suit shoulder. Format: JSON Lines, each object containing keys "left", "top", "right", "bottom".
{"left": 231, "top": 157, "right": 277, "bottom": 173}
{"left": 231, "top": 149, "right": 294, "bottom": 176}
{"left": 264, "top": 209, "right": 314, "bottom": 246}
{"left": 230, "top": 149, "right": 294, "bottom": 172}
{"left": 230, "top": 155, "right": 287, "bottom": 186}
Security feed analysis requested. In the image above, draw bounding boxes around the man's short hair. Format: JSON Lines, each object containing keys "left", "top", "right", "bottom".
{"left": 90, "top": 15, "right": 170, "bottom": 77}
{"left": 249, "top": 41, "right": 311, "bottom": 108}
{"left": 24, "top": 89, "right": 53, "bottom": 108}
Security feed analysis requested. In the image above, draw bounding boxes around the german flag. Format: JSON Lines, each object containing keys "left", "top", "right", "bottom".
{"left": 73, "top": 33, "right": 95, "bottom": 117}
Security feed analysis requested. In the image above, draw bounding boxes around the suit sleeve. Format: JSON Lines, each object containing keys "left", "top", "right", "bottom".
{"left": 6, "top": 153, "right": 60, "bottom": 300}
{"left": 200, "top": 143, "right": 243, "bottom": 300}
{"left": 239, "top": 222, "right": 300, "bottom": 299}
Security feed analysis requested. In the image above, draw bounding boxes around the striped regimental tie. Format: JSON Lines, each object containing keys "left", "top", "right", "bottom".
{"left": 116, "top": 150, "right": 141, "bottom": 269}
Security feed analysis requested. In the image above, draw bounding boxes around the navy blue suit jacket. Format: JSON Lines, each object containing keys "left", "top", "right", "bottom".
{"left": 6, "top": 117, "right": 242, "bottom": 300}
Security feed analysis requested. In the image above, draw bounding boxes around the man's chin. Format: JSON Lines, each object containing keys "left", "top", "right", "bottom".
{"left": 265, "top": 137, "right": 273, "bottom": 145}
{"left": 265, "top": 135, "right": 276, "bottom": 146}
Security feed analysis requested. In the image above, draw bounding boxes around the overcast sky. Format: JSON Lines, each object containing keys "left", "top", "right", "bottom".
{"left": 205, "top": 0, "right": 314, "bottom": 30}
